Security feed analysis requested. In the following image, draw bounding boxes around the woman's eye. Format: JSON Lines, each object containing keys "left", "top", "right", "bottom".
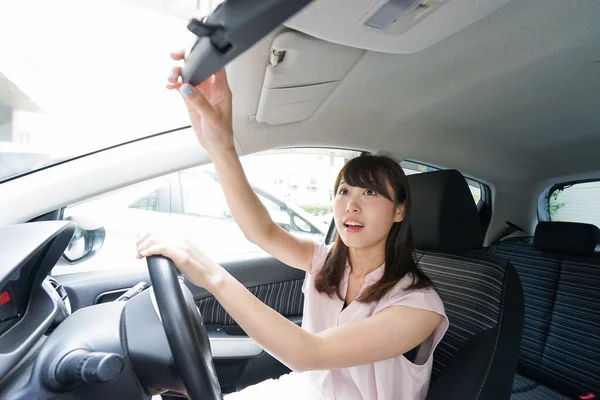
{"left": 338, "top": 188, "right": 349, "bottom": 195}
{"left": 365, "top": 189, "right": 377, "bottom": 196}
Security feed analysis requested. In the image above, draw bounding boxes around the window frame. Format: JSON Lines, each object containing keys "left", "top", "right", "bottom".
{"left": 538, "top": 177, "right": 600, "bottom": 223}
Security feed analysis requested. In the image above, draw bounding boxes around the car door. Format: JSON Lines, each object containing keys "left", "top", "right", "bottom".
{"left": 49, "top": 148, "right": 359, "bottom": 394}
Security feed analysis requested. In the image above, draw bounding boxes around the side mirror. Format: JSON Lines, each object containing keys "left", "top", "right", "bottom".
{"left": 63, "top": 214, "right": 106, "bottom": 264}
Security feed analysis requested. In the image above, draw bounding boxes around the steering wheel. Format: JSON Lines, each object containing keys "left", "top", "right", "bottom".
{"left": 146, "top": 255, "right": 222, "bottom": 400}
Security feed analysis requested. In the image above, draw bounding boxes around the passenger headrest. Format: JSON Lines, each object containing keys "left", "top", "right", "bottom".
{"left": 533, "top": 221, "right": 600, "bottom": 254}
{"left": 407, "top": 169, "right": 483, "bottom": 252}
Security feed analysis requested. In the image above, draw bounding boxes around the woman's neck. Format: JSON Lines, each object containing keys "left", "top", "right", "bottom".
{"left": 348, "top": 242, "right": 386, "bottom": 278}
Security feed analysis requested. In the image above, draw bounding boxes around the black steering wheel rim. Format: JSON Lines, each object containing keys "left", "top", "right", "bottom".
{"left": 147, "top": 255, "right": 222, "bottom": 400}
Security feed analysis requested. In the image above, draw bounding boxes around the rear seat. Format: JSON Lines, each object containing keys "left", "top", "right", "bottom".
{"left": 489, "top": 221, "right": 600, "bottom": 399}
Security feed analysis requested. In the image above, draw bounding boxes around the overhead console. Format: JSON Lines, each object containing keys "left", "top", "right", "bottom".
{"left": 284, "top": 0, "right": 513, "bottom": 54}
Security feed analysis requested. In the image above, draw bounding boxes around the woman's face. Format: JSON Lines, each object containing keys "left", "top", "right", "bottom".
{"left": 333, "top": 179, "right": 404, "bottom": 250}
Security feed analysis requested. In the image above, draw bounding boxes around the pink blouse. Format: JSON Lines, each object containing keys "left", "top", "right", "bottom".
{"left": 301, "top": 241, "right": 449, "bottom": 400}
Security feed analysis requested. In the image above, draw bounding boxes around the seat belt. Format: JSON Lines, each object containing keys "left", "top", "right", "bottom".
{"left": 498, "top": 221, "right": 525, "bottom": 241}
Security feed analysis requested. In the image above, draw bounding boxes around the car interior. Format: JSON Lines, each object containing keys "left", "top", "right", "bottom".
{"left": 0, "top": 0, "right": 599, "bottom": 399}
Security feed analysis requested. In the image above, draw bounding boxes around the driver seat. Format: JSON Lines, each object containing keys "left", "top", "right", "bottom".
{"left": 407, "top": 170, "right": 525, "bottom": 400}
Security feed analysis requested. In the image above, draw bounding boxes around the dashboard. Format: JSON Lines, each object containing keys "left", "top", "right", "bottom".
{"left": 0, "top": 221, "right": 75, "bottom": 387}
{"left": 0, "top": 221, "right": 161, "bottom": 400}
{"left": 0, "top": 281, "right": 20, "bottom": 336}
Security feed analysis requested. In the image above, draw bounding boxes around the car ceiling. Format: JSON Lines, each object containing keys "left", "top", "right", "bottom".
{"left": 225, "top": 0, "right": 600, "bottom": 189}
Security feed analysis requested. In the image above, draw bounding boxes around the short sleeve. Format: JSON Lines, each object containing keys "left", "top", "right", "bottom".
{"left": 301, "top": 240, "right": 329, "bottom": 294}
{"left": 374, "top": 284, "right": 449, "bottom": 364}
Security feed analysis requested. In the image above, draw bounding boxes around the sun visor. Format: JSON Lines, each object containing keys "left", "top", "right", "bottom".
{"left": 255, "top": 31, "right": 364, "bottom": 125}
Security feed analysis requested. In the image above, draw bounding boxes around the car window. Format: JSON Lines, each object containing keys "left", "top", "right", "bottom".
{"left": 53, "top": 148, "right": 360, "bottom": 274}
{"left": 400, "top": 160, "right": 483, "bottom": 204}
{"left": 129, "top": 190, "right": 160, "bottom": 212}
{"left": 178, "top": 168, "right": 329, "bottom": 235}
{"left": 179, "top": 171, "right": 229, "bottom": 220}
{"left": 548, "top": 181, "right": 600, "bottom": 228}
{"left": 1, "top": 0, "right": 224, "bottom": 183}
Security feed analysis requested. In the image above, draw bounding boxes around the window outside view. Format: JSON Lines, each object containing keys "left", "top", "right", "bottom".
{"left": 0, "top": 0, "right": 223, "bottom": 182}
{"left": 54, "top": 149, "right": 360, "bottom": 274}
{"left": 549, "top": 181, "right": 600, "bottom": 229}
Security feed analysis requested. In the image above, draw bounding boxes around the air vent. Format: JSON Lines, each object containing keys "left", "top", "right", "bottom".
{"left": 48, "top": 277, "right": 71, "bottom": 315}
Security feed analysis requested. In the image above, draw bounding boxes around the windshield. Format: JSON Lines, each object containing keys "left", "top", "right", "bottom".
{"left": 0, "top": 0, "right": 222, "bottom": 182}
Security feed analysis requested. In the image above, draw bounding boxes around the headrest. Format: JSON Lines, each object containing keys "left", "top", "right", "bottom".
{"left": 533, "top": 221, "right": 600, "bottom": 254}
{"left": 407, "top": 169, "right": 483, "bottom": 252}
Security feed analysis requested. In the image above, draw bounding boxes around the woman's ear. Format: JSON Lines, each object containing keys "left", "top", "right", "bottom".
{"left": 394, "top": 204, "right": 405, "bottom": 223}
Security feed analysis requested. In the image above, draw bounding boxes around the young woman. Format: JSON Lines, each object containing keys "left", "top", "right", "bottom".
{"left": 136, "top": 51, "right": 448, "bottom": 400}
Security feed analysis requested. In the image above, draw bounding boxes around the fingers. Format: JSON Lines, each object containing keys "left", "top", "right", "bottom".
{"left": 168, "top": 66, "right": 182, "bottom": 83}
{"left": 134, "top": 230, "right": 210, "bottom": 288}
{"left": 178, "top": 84, "right": 218, "bottom": 124}
{"left": 136, "top": 228, "right": 166, "bottom": 254}
{"left": 136, "top": 234, "right": 178, "bottom": 260}
{"left": 137, "top": 240, "right": 192, "bottom": 274}
{"left": 211, "top": 69, "right": 232, "bottom": 97}
{"left": 170, "top": 49, "right": 185, "bottom": 61}
{"left": 166, "top": 82, "right": 183, "bottom": 90}
{"left": 136, "top": 231, "right": 173, "bottom": 253}
{"left": 139, "top": 242, "right": 171, "bottom": 258}
{"left": 136, "top": 233, "right": 159, "bottom": 258}
{"left": 135, "top": 230, "right": 153, "bottom": 248}
{"left": 166, "top": 52, "right": 230, "bottom": 127}
{"left": 136, "top": 236, "right": 156, "bottom": 255}
{"left": 213, "top": 68, "right": 227, "bottom": 81}
{"left": 139, "top": 243, "right": 185, "bottom": 265}
{"left": 166, "top": 66, "right": 183, "bottom": 90}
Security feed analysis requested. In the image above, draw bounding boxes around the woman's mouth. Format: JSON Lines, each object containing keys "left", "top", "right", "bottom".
{"left": 343, "top": 219, "right": 365, "bottom": 233}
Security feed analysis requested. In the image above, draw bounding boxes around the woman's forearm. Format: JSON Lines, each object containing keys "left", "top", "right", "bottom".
{"left": 208, "top": 267, "right": 320, "bottom": 372}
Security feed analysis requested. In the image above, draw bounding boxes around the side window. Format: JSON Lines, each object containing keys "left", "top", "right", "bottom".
{"left": 54, "top": 175, "right": 174, "bottom": 275}
{"left": 129, "top": 190, "right": 159, "bottom": 211}
{"left": 66, "top": 175, "right": 171, "bottom": 219}
{"left": 53, "top": 148, "right": 361, "bottom": 274}
{"left": 400, "top": 160, "right": 483, "bottom": 205}
{"left": 178, "top": 149, "right": 360, "bottom": 240}
{"left": 180, "top": 171, "right": 230, "bottom": 220}
{"left": 547, "top": 181, "right": 600, "bottom": 228}
{"left": 241, "top": 149, "right": 360, "bottom": 234}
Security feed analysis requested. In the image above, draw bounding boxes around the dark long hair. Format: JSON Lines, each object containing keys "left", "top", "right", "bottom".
{"left": 314, "top": 153, "right": 433, "bottom": 303}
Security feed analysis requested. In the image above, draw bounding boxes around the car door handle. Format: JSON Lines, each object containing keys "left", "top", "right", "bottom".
{"left": 207, "top": 315, "right": 302, "bottom": 358}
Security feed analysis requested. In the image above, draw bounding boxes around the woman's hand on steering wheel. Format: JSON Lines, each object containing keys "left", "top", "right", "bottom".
{"left": 136, "top": 228, "right": 225, "bottom": 290}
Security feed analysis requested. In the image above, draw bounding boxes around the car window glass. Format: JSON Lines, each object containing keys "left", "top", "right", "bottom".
{"left": 129, "top": 190, "right": 160, "bottom": 212}
{"left": 548, "top": 181, "right": 600, "bottom": 229}
{"left": 180, "top": 171, "right": 229, "bottom": 219}
{"left": 54, "top": 148, "right": 360, "bottom": 274}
